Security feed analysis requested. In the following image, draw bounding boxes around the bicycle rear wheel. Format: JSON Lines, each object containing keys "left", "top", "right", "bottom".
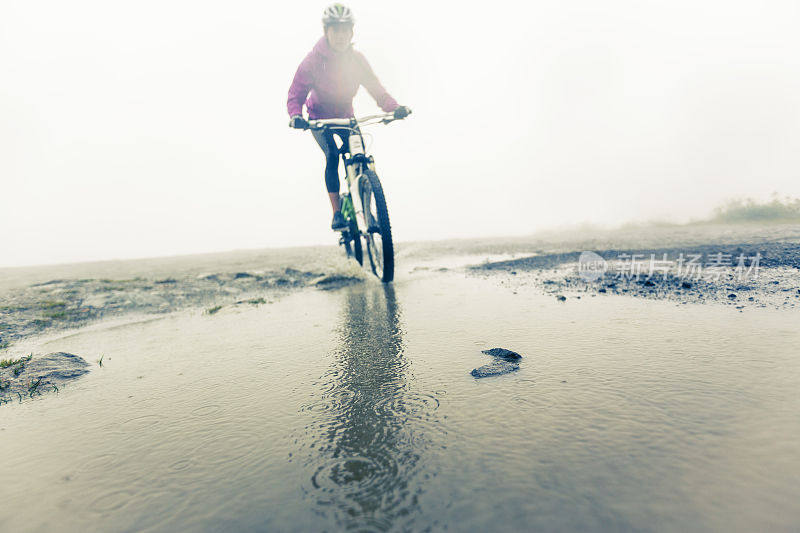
{"left": 359, "top": 168, "right": 394, "bottom": 282}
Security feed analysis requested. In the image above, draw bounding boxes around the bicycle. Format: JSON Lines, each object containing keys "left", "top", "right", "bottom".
{"left": 298, "top": 110, "right": 410, "bottom": 283}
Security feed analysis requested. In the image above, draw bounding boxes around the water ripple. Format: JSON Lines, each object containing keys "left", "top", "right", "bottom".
{"left": 169, "top": 458, "right": 194, "bottom": 472}
{"left": 90, "top": 489, "right": 136, "bottom": 513}
{"left": 310, "top": 452, "right": 400, "bottom": 497}
{"left": 372, "top": 392, "right": 441, "bottom": 421}
{"left": 118, "top": 414, "right": 163, "bottom": 431}
{"left": 190, "top": 404, "right": 222, "bottom": 417}
{"left": 190, "top": 427, "right": 261, "bottom": 468}
{"left": 79, "top": 453, "right": 118, "bottom": 473}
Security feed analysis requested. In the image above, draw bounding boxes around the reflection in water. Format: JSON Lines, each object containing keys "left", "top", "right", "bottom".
{"left": 299, "top": 284, "right": 442, "bottom": 531}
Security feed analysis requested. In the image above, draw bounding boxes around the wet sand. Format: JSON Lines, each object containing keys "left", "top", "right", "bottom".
{"left": 1, "top": 223, "right": 800, "bottom": 531}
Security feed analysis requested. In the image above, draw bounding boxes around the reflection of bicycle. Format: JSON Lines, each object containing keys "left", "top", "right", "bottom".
{"left": 304, "top": 112, "right": 410, "bottom": 283}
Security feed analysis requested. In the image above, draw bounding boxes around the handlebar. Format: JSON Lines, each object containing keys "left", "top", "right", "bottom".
{"left": 304, "top": 110, "right": 411, "bottom": 131}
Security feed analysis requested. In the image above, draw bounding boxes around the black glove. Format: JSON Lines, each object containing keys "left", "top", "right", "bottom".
{"left": 393, "top": 106, "right": 411, "bottom": 120}
{"left": 289, "top": 115, "right": 309, "bottom": 129}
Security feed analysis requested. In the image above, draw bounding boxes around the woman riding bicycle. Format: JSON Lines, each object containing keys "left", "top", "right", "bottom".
{"left": 287, "top": 3, "right": 410, "bottom": 230}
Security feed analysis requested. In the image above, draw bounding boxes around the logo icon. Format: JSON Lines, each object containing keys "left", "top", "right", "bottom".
{"left": 578, "top": 251, "right": 607, "bottom": 282}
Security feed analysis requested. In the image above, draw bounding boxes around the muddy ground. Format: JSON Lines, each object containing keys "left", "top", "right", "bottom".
{"left": 469, "top": 241, "right": 800, "bottom": 309}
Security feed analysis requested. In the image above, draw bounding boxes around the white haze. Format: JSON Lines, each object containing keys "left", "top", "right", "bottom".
{"left": 2, "top": 0, "right": 799, "bottom": 267}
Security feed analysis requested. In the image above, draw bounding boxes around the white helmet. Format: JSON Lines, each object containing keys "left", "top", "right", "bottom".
{"left": 322, "top": 3, "right": 354, "bottom": 27}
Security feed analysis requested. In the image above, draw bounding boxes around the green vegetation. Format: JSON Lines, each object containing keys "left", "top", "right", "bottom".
{"left": 247, "top": 298, "right": 267, "bottom": 305}
{"left": 100, "top": 278, "right": 139, "bottom": 285}
{"left": 28, "top": 377, "right": 42, "bottom": 397}
{"left": 43, "top": 310, "right": 69, "bottom": 319}
{"left": 710, "top": 196, "right": 800, "bottom": 223}
{"left": 39, "top": 300, "right": 66, "bottom": 309}
{"left": 98, "top": 354, "right": 104, "bottom": 367}
{"left": 205, "top": 305, "right": 223, "bottom": 315}
{"left": 41, "top": 301, "right": 69, "bottom": 319}
{"left": 98, "top": 284, "right": 126, "bottom": 292}
{"left": 0, "top": 354, "right": 32, "bottom": 369}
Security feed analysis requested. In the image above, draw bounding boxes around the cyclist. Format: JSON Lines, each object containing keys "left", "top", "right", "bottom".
{"left": 287, "top": 3, "right": 410, "bottom": 230}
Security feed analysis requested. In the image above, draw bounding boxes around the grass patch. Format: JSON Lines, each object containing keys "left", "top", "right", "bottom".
{"left": 43, "top": 310, "right": 69, "bottom": 319}
{"left": 98, "top": 285, "right": 126, "bottom": 292}
{"left": 40, "top": 300, "right": 66, "bottom": 309}
{"left": 247, "top": 298, "right": 267, "bottom": 305}
{"left": 205, "top": 305, "right": 223, "bottom": 315}
{"left": 28, "top": 377, "right": 42, "bottom": 397}
{"left": 710, "top": 195, "right": 800, "bottom": 223}
{"left": 1, "top": 354, "right": 32, "bottom": 368}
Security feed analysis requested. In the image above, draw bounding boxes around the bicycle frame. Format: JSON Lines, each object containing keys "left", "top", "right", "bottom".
{"left": 307, "top": 112, "right": 397, "bottom": 234}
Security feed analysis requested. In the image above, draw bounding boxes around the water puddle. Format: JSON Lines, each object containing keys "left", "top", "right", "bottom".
{"left": 1, "top": 274, "right": 799, "bottom": 531}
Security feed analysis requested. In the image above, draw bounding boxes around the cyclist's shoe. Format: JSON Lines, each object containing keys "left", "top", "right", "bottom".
{"left": 331, "top": 211, "right": 348, "bottom": 231}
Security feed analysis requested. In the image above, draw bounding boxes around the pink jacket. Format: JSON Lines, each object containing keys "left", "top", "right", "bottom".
{"left": 287, "top": 37, "right": 399, "bottom": 120}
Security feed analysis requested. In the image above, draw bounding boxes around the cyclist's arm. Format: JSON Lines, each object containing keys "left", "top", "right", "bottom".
{"left": 354, "top": 51, "right": 398, "bottom": 113}
{"left": 287, "top": 55, "right": 314, "bottom": 117}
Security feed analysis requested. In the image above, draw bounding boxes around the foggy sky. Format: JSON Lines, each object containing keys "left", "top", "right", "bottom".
{"left": 2, "top": 0, "right": 799, "bottom": 267}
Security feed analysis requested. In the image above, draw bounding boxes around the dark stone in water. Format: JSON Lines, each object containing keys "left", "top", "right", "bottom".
{"left": 471, "top": 360, "right": 520, "bottom": 378}
{"left": 481, "top": 348, "right": 522, "bottom": 361}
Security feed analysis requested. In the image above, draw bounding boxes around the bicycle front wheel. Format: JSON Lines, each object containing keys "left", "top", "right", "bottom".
{"left": 359, "top": 168, "right": 394, "bottom": 282}
{"left": 343, "top": 218, "right": 363, "bottom": 265}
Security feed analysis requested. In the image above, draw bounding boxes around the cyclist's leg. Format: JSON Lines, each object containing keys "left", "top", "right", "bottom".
{"left": 311, "top": 129, "right": 341, "bottom": 212}
{"left": 332, "top": 128, "right": 350, "bottom": 154}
